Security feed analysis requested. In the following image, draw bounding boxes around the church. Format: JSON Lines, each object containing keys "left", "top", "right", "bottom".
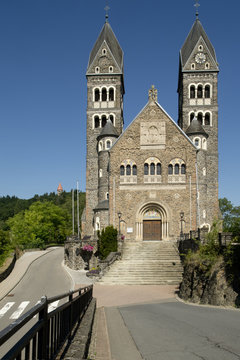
{"left": 81, "top": 12, "right": 219, "bottom": 242}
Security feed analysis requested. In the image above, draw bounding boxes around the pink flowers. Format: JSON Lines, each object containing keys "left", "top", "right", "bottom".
{"left": 82, "top": 244, "right": 94, "bottom": 252}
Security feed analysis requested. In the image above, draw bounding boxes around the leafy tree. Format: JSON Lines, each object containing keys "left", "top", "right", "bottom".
{"left": 219, "top": 198, "right": 240, "bottom": 240}
{"left": 7, "top": 201, "right": 71, "bottom": 249}
{"left": 98, "top": 226, "right": 118, "bottom": 260}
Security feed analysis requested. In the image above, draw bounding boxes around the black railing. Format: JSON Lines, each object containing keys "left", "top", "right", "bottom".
{"left": 0, "top": 285, "right": 93, "bottom": 360}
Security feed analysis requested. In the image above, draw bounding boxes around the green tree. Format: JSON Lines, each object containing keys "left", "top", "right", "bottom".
{"left": 219, "top": 198, "right": 240, "bottom": 240}
{"left": 7, "top": 201, "right": 71, "bottom": 249}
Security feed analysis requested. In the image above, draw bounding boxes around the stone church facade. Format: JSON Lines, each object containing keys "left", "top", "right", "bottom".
{"left": 81, "top": 15, "right": 219, "bottom": 242}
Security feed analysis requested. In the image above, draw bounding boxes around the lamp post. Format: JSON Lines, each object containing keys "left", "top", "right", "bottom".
{"left": 117, "top": 211, "right": 122, "bottom": 236}
{"left": 180, "top": 211, "right": 184, "bottom": 238}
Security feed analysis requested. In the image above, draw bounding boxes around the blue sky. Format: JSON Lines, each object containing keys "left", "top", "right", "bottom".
{"left": 0, "top": 1, "right": 239, "bottom": 205}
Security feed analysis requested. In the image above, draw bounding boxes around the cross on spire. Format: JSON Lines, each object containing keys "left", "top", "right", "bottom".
{"left": 104, "top": 2, "right": 110, "bottom": 22}
{"left": 194, "top": 0, "right": 200, "bottom": 18}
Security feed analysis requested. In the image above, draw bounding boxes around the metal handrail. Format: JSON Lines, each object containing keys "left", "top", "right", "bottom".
{"left": 0, "top": 285, "right": 93, "bottom": 360}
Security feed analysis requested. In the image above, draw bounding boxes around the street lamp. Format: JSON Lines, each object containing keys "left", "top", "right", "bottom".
{"left": 180, "top": 211, "right": 184, "bottom": 238}
{"left": 117, "top": 211, "right": 122, "bottom": 236}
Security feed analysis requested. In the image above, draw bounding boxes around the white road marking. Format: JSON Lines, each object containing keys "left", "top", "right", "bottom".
{"left": 0, "top": 302, "right": 15, "bottom": 319}
{"left": 10, "top": 301, "right": 30, "bottom": 320}
{"left": 48, "top": 300, "right": 59, "bottom": 313}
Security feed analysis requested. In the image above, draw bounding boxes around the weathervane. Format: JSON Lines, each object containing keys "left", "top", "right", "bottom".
{"left": 104, "top": 1, "right": 110, "bottom": 22}
{"left": 194, "top": 0, "right": 200, "bottom": 18}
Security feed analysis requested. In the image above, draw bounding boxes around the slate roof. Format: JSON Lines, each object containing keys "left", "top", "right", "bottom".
{"left": 94, "top": 200, "right": 109, "bottom": 211}
{"left": 97, "top": 119, "right": 119, "bottom": 140}
{"left": 186, "top": 117, "right": 208, "bottom": 137}
{"left": 180, "top": 19, "right": 217, "bottom": 67}
{"left": 87, "top": 21, "right": 123, "bottom": 72}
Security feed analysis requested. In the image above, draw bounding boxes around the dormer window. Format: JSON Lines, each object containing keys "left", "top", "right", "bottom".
{"left": 205, "top": 62, "right": 210, "bottom": 69}
{"left": 95, "top": 66, "right": 100, "bottom": 74}
{"left": 109, "top": 66, "right": 113, "bottom": 73}
{"left": 102, "top": 48, "right": 107, "bottom": 55}
{"left": 198, "top": 45, "right": 203, "bottom": 51}
{"left": 191, "top": 63, "right": 195, "bottom": 70}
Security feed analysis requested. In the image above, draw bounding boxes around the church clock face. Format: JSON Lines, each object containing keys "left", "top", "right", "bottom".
{"left": 195, "top": 52, "right": 206, "bottom": 64}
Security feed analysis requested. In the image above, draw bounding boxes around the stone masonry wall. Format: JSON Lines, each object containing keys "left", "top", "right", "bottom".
{"left": 109, "top": 100, "right": 198, "bottom": 241}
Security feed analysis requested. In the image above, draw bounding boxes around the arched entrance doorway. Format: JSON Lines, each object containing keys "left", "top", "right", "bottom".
{"left": 136, "top": 202, "right": 169, "bottom": 241}
{"left": 143, "top": 209, "right": 162, "bottom": 240}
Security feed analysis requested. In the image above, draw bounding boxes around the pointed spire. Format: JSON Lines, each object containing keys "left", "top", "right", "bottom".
{"left": 87, "top": 21, "right": 123, "bottom": 73}
{"left": 180, "top": 18, "right": 218, "bottom": 68}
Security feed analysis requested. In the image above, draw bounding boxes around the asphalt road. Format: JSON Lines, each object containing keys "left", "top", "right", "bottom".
{"left": 0, "top": 247, "right": 72, "bottom": 357}
{"left": 119, "top": 300, "right": 240, "bottom": 360}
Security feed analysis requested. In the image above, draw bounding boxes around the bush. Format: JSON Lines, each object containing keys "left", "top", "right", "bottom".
{"left": 184, "top": 220, "right": 222, "bottom": 274}
{"left": 98, "top": 226, "right": 118, "bottom": 260}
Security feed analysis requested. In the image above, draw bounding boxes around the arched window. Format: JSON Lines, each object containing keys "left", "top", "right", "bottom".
{"left": 157, "top": 163, "right": 161, "bottom": 175}
{"left": 168, "top": 164, "right": 173, "bottom": 175}
{"left": 109, "top": 66, "right": 113, "bottom": 73}
{"left": 126, "top": 164, "right": 131, "bottom": 176}
{"left": 198, "top": 112, "right": 203, "bottom": 124}
{"left": 205, "top": 85, "right": 210, "bottom": 98}
{"left": 144, "top": 163, "right": 149, "bottom": 175}
{"left": 205, "top": 112, "right": 210, "bottom": 126}
{"left": 190, "top": 112, "right": 195, "bottom": 122}
{"left": 94, "top": 89, "right": 100, "bottom": 102}
{"left": 102, "top": 88, "right": 107, "bottom": 101}
{"left": 95, "top": 66, "right": 100, "bottom": 74}
{"left": 94, "top": 116, "right": 100, "bottom": 128}
{"left": 175, "top": 164, "right": 179, "bottom": 175}
{"left": 102, "top": 115, "right": 107, "bottom": 127}
{"left": 181, "top": 164, "right": 186, "bottom": 175}
{"left": 99, "top": 169, "right": 103, "bottom": 177}
{"left": 109, "top": 88, "right": 114, "bottom": 101}
{"left": 109, "top": 114, "right": 114, "bottom": 124}
{"left": 190, "top": 85, "right": 195, "bottom": 99}
{"left": 99, "top": 141, "right": 103, "bottom": 151}
{"left": 133, "top": 165, "right": 137, "bottom": 176}
{"left": 194, "top": 138, "right": 200, "bottom": 148}
{"left": 120, "top": 165, "right": 125, "bottom": 176}
{"left": 106, "top": 140, "right": 111, "bottom": 149}
{"left": 197, "top": 85, "right": 203, "bottom": 98}
{"left": 150, "top": 163, "right": 155, "bottom": 175}
{"left": 106, "top": 192, "right": 109, "bottom": 200}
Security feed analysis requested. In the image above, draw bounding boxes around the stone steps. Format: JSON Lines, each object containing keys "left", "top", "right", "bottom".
{"left": 99, "top": 241, "right": 183, "bottom": 285}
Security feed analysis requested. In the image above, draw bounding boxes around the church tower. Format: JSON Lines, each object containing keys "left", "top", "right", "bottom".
{"left": 178, "top": 14, "right": 219, "bottom": 228}
{"left": 84, "top": 16, "right": 124, "bottom": 238}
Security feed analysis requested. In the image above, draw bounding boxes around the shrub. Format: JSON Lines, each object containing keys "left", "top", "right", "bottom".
{"left": 98, "top": 226, "right": 118, "bottom": 260}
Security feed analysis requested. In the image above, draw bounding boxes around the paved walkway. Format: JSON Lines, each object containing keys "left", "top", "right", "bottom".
{"left": 0, "top": 250, "right": 179, "bottom": 359}
{"left": 87, "top": 284, "right": 178, "bottom": 360}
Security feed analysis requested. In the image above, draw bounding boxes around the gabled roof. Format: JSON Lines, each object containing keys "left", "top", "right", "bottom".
{"left": 186, "top": 117, "right": 208, "bottom": 137}
{"left": 97, "top": 119, "right": 119, "bottom": 140}
{"left": 180, "top": 19, "right": 217, "bottom": 68}
{"left": 87, "top": 21, "right": 123, "bottom": 72}
{"left": 111, "top": 99, "right": 197, "bottom": 151}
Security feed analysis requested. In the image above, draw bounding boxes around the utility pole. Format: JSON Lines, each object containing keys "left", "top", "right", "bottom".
{"left": 77, "top": 181, "right": 80, "bottom": 238}
{"left": 72, "top": 189, "right": 74, "bottom": 235}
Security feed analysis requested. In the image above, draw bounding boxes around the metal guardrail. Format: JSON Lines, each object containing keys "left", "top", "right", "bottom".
{"left": 0, "top": 285, "right": 93, "bottom": 360}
